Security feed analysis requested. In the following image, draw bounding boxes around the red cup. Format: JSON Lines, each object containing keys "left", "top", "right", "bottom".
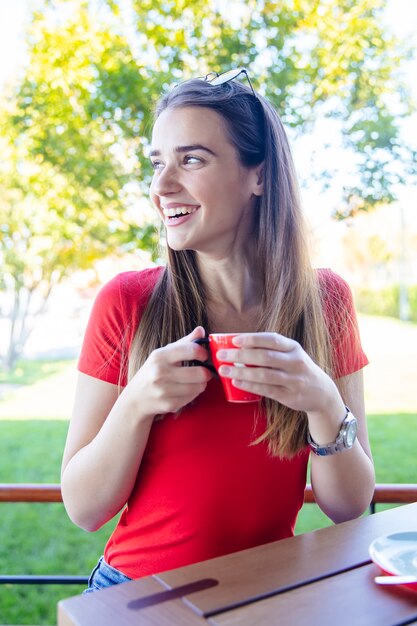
{"left": 208, "top": 333, "right": 262, "bottom": 403}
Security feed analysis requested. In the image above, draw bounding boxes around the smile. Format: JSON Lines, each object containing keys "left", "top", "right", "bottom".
{"left": 163, "top": 205, "right": 200, "bottom": 218}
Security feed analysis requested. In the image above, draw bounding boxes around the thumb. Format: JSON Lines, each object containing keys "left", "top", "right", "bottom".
{"left": 177, "top": 326, "right": 207, "bottom": 345}
{"left": 189, "top": 326, "right": 206, "bottom": 340}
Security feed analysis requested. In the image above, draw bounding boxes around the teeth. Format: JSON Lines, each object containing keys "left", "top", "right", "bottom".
{"left": 163, "top": 206, "right": 198, "bottom": 217}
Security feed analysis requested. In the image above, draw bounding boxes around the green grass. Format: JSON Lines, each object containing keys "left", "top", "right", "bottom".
{"left": 0, "top": 415, "right": 416, "bottom": 625}
{"left": 0, "top": 359, "right": 73, "bottom": 387}
{"left": 0, "top": 420, "right": 117, "bottom": 625}
{"left": 295, "top": 412, "right": 417, "bottom": 534}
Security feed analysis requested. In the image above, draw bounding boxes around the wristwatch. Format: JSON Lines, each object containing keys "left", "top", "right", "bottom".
{"left": 307, "top": 407, "right": 358, "bottom": 456}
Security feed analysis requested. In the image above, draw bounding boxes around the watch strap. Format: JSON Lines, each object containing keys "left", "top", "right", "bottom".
{"left": 307, "top": 406, "right": 357, "bottom": 456}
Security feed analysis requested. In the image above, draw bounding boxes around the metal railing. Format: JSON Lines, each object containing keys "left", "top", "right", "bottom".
{"left": 0, "top": 484, "right": 88, "bottom": 586}
{"left": 303, "top": 482, "right": 417, "bottom": 514}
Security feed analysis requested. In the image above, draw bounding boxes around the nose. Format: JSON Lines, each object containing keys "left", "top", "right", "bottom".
{"left": 151, "top": 164, "right": 182, "bottom": 198}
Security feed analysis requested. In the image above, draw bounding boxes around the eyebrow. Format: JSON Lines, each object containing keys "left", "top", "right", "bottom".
{"left": 149, "top": 144, "right": 217, "bottom": 157}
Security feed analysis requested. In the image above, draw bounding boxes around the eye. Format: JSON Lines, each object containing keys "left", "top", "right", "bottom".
{"left": 150, "top": 160, "right": 164, "bottom": 170}
{"left": 183, "top": 155, "right": 203, "bottom": 165}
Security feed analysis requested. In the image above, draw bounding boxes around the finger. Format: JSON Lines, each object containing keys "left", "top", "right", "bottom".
{"left": 178, "top": 365, "right": 213, "bottom": 383}
{"left": 176, "top": 327, "right": 209, "bottom": 362}
{"left": 164, "top": 379, "right": 210, "bottom": 396}
{"left": 230, "top": 378, "right": 288, "bottom": 403}
{"left": 159, "top": 330, "right": 209, "bottom": 365}
{"left": 176, "top": 326, "right": 207, "bottom": 346}
{"left": 218, "top": 363, "right": 291, "bottom": 387}
{"left": 232, "top": 332, "right": 296, "bottom": 352}
{"left": 172, "top": 364, "right": 213, "bottom": 384}
{"left": 216, "top": 347, "right": 291, "bottom": 369}
{"left": 158, "top": 382, "right": 210, "bottom": 413}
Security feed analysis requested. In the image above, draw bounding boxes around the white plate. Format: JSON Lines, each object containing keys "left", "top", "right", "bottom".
{"left": 369, "top": 531, "right": 417, "bottom": 590}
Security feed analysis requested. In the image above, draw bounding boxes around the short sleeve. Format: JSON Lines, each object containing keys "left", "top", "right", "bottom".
{"left": 78, "top": 275, "right": 130, "bottom": 385}
{"left": 77, "top": 268, "right": 163, "bottom": 386}
{"left": 318, "top": 269, "right": 369, "bottom": 379}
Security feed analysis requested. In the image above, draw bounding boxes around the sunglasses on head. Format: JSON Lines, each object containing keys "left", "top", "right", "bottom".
{"left": 201, "top": 67, "right": 258, "bottom": 100}
{"left": 173, "top": 67, "right": 259, "bottom": 101}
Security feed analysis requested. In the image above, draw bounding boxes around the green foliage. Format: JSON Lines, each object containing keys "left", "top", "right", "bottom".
{"left": 356, "top": 284, "right": 417, "bottom": 322}
{"left": 0, "top": 2, "right": 160, "bottom": 367}
{"left": 5, "top": 0, "right": 415, "bottom": 207}
{"left": 408, "top": 284, "right": 417, "bottom": 319}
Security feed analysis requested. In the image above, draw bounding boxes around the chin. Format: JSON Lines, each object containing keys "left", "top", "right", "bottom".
{"left": 166, "top": 233, "right": 199, "bottom": 251}
{"left": 166, "top": 240, "right": 193, "bottom": 252}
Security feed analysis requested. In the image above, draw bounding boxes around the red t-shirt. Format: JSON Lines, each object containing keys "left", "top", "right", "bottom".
{"left": 78, "top": 267, "right": 368, "bottom": 579}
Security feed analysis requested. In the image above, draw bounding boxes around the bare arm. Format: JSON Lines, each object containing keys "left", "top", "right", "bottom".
{"left": 61, "top": 373, "right": 154, "bottom": 531}
{"left": 307, "top": 370, "right": 375, "bottom": 523}
{"left": 61, "top": 327, "right": 211, "bottom": 531}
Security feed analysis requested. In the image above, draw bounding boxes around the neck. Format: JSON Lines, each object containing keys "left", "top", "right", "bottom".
{"left": 196, "top": 251, "right": 263, "bottom": 331}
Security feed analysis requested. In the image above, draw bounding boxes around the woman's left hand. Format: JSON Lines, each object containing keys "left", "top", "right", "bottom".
{"left": 217, "top": 332, "right": 339, "bottom": 416}
{"left": 218, "top": 333, "right": 375, "bottom": 524}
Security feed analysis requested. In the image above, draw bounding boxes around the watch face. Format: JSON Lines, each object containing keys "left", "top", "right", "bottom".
{"left": 345, "top": 418, "right": 358, "bottom": 447}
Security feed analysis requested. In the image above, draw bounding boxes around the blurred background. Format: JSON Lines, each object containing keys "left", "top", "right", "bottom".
{"left": 0, "top": 0, "right": 416, "bottom": 623}
{"left": 1, "top": 0, "right": 416, "bottom": 415}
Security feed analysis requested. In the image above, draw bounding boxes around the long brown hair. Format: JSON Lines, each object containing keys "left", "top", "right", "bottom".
{"left": 129, "top": 77, "right": 334, "bottom": 458}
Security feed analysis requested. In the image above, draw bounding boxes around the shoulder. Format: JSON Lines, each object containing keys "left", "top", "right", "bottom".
{"left": 316, "top": 268, "right": 352, "bottom": 298}
{"left": 316, "top": 268, "right": 355, "bottom": 311}
{"left": 88, "top": 267, "right": 165, "bottom": 331}
{"left": 315, "top": 269, "right": 368, "bottom": 372}
{"left": 316, "top": 269, "right": 368, "bottom": 376}
{"left": 78, "top": 267, "right": 165, "bottom": 384}
{"left": 95, "top": 267, "right": 165, "bottom": 307}
{"left": 316, "top": 268, "right": 360, "bottom": 337}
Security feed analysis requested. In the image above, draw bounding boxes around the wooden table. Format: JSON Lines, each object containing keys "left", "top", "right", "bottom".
{"left": 58, "top": 503, "right": 417, "bottom": 626}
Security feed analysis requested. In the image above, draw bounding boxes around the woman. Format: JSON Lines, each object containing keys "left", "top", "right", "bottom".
{"left": 61, "top": 68, "right": 375, "bottom": 592}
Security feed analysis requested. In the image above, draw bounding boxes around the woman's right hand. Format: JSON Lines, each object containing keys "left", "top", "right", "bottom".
{"left": 61, "top": 326, "right": 212, "bottom": 531}
{"left": 124, "top": 326, "right": 213, "bottom": 420}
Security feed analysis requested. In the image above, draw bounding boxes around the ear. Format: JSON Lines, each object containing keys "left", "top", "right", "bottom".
{"left": 252, "top": 162, "right": 264, "bottom": 197}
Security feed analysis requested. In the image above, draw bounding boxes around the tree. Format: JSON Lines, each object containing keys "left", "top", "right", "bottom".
{"left": 0, "top": 3, "right": 159, "bottom": 368}
{"left": 124, "top": 0, "right": 416, "bottom": 207}
{"left": 1, "top": 0, "right": 415, "bottom": 367}
{"left": 11, "top": 0, "right": 416, "bottom": 206}
{"left": 0, "top": 130, "right": 157, "bottom": 368}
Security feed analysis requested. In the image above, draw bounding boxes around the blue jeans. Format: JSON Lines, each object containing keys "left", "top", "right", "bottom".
{"left": 84, "top": 556, "right": 132, "bottom": 593}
